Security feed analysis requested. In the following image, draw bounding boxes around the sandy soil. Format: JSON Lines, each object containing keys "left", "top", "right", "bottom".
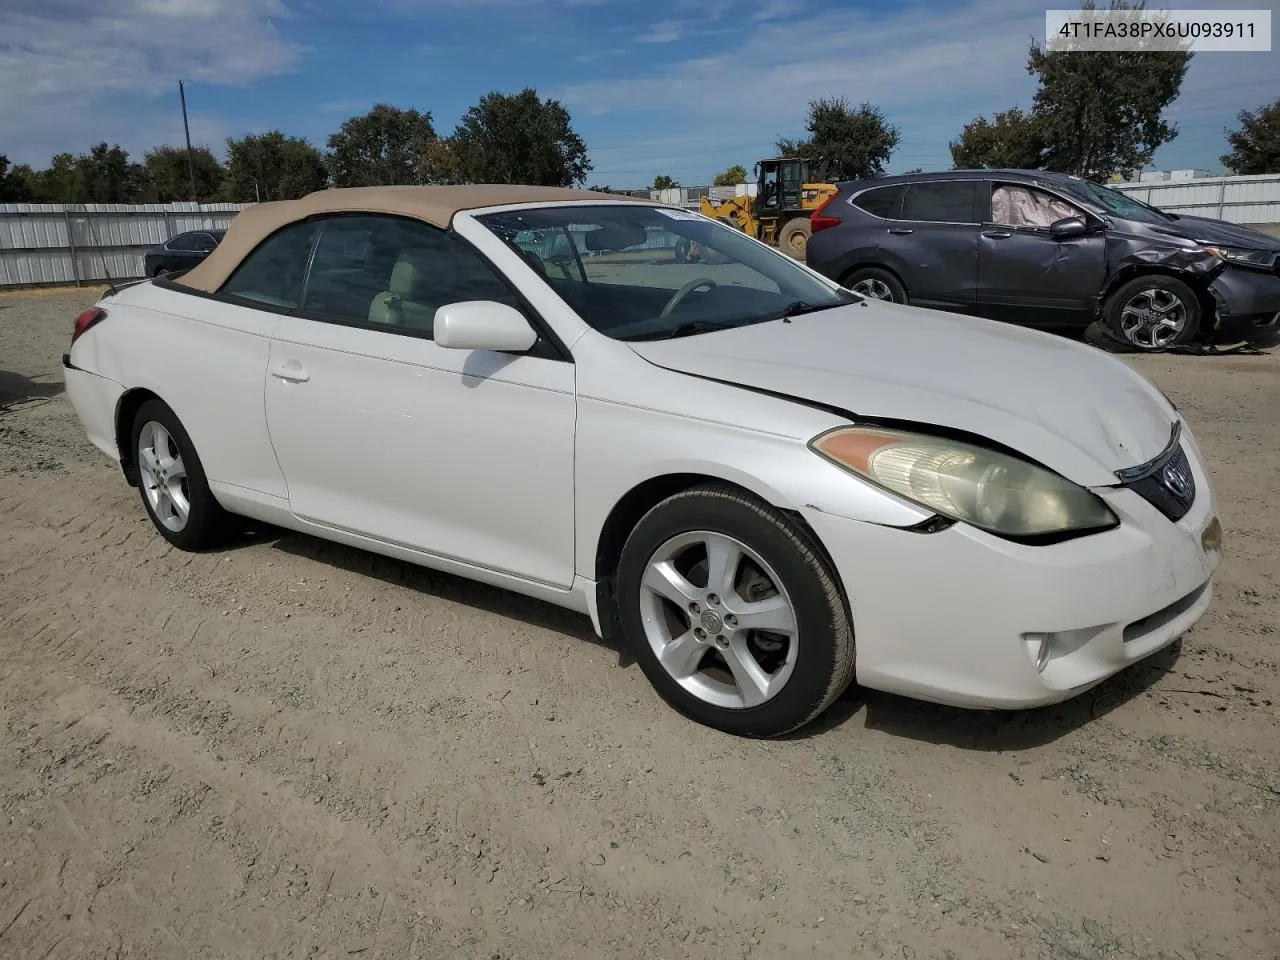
{"left": 1, "top": 289, "right": 1277, "bottom": 960}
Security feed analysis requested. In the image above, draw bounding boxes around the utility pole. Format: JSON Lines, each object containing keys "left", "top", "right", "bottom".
{"left": 179, "top": 80, "right": 196, "bottom": 201}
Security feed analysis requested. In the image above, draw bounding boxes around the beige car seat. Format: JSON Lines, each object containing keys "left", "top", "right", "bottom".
{"left": 368, "top": 247, "right": 438, "bottom": 332}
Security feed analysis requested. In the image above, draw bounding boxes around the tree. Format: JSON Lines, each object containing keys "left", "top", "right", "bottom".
{"left": 775, "top": 98, "right": 899, "bottom": 181}
{"left": 327, "top": 104, "right": 438, "bottom": 187}
{"left": 225, "top": 131, "right": 328, "bottom": 202}
{"left": 74, "top": 143, "right": 140, "bottom": 202}
{"left": 136, "top": 145, "right": 224, "bottom": 203}
{"left": 774, "top": 138, "right": 806, "bottom": 159}
{"left": 652, "top": 174, "right": 678, "bottom": 189}
{"left": 448, "top": 89, "right": 591, "bottom": 186}
{"left": 1027, "top": 0, "right": 1190, "bottom": 180}
{"left": 0, "top": 156, "right": 40, "bottom": 201}
{"left": 1222, "top": 99, "right": 1280, "bottom": 175}
{"left": 713, "top": 164, "right": 748, "bottom": 186}
{"left": 419, "top": 138, "right": 464, "bottom": 185}
{"left": 949, "top": 108, "right": 1047, "bottom": 170}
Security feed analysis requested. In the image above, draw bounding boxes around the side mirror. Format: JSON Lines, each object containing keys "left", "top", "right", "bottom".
{"left": 1049, "top": 216, "right": 1089, "bottom": 239}
{"left": 434, "top": 301, "right": 538, "bottom": 353}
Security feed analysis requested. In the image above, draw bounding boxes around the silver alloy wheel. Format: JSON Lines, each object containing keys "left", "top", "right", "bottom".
{"left": 849, "top": 277, "right": 893, "bottom": 300}
{"left": 1119, "top": 288, "right": 1187, "bottom": 349}
{"left": 137, "top": 421, "right": 191, "bottom": 533}
{"left": 639, "top": 530, "right": 799, "bottom": 709}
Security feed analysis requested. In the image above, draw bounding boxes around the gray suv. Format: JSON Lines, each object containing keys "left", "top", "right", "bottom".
{"left": 804, "top": 169, "right": 1280, "bottom": 351}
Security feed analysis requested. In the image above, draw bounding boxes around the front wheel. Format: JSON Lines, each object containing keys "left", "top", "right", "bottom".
{"left": 1104, "top": 276, "right": 1200, "bottom": 351}
{"left": 778, "top": 218, "right": 812, "bottom": 261}
{"left": 615, "top": 484, "right": 855, "bottom": 737}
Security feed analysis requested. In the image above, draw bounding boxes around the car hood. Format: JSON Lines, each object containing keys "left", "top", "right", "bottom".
{"left": 628, "top": 302, "right": 1177, "bottom": 486}
{"left": 1154, "top": 214, "right": 1280, "bottom": 251}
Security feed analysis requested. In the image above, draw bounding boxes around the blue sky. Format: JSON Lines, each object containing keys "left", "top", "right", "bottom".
{"left": 1, "top": 0, "right": 1275, "bottom": 187}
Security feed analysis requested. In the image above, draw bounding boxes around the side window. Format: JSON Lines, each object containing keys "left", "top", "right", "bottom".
{"left": 302, "top": 215, "right": 523, "bottom": 337}
{"left": 901, "top": 181, "right": 978, "bottom": 223}
{"left": 851, "top": 184, "right": 904, "bottom": 219}
{"left": 193, "top": 233, "right": 217, "bottom": 252}
{"left": 991, "top": 184, "right": 1084, "bottom": 230}
{"left": 167, "top": 232, "right": 199, "bottom": 251}
{"left": 219, "top": 222, "right": 318, "bottom": 309}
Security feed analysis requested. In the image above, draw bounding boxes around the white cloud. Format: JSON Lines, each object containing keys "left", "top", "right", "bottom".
{"left": 0, "top": 0, "right": 304, "bottom": 164}
{"left": 637, "top": 19, "right": 694, "bottom": 43}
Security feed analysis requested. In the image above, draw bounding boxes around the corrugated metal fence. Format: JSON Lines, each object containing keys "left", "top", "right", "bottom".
{"left": 1109, "top": 173, "right": 1280, "bottom": 225}
{"left": 0, "top": 202, "right": 250, "bottom": 288}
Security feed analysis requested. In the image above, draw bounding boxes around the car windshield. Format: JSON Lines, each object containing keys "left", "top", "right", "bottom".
{"left": 1062, "top": 180, "right": 1176, "bottom": 223}
{"left": 474, "top": 204, "right": 854, "bottom": 340}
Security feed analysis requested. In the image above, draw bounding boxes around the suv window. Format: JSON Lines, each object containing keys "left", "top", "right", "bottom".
{"left": 219, "top": 222, "right": 318, "bottom": 308}
{"left": 990, "top": 183, "right": 1084, "bottom": 229}
{"left": 901, "top": 181, "right": 978, "bottom": 223}
{"left": 167, "top": 232, "right": 200, "bottom": 252}
{"left": 302, "top": 215, "right": 523, "bottom": 337}
{"left": 851, "top": 184, "right": 904, "bottom": 219}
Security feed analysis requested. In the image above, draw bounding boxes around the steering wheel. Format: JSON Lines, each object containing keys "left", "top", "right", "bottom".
{"left": 660, "top": 277, "right": 718, "bottom": 317}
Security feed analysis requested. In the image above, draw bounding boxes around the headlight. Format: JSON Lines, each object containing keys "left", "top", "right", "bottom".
{"left": 1200, "top": 245, "right": 1277, "bottom": 269}
{"left": 809, "top": 427, "right": 1118, "bottom": 538}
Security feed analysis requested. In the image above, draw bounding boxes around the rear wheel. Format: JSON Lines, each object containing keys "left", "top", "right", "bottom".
{"left": 615, "top": 484, "right": 855, "bottom": 737}
{"left": 1104, "top": 276, "right": 1200, "bottom": 351}
{"left": 779, "top": 218, "right": 812, "bottom": 260}
{"left": 131, "top": 399, "right": 232, "bottom": 550}
{"left": 841, "top": 266, "right": 906, "bottom": 303}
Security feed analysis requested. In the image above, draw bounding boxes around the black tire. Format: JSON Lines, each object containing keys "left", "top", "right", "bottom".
{"left": 778, "top": 218, "right": 812, "bottom": 261}
{"left": 151, "top": 265, "right": 168, "bottom": 278}
{"left": 1103, "top": 275, "right": 1200, "bottom": 352}
{"left": 841, "top": 266, "right": 906, "bottom": 303}
{"left": 131, "top": 399, "right": 232, "bottom": 550}
{"left": 615, "top": 483, "right": 855, "bottom": 738}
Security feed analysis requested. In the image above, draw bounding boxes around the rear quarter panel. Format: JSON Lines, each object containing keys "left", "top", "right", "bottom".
{"left": 75, "top": 282, "right": 288, "bottom": 502}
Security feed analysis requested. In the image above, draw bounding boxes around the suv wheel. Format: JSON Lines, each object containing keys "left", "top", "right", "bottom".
{"left": 1104, "top": 276, "right": 1200, "bottom": 351}
{"left": 842, "top": 267, "right": 906, "bottom": 303}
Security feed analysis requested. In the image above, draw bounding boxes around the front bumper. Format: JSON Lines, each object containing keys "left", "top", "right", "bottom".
{"left": 1208, "top": 266, "right": 1280, "bottom": 342}
{"left": 800, "top": 429, "right": 1221, "bottom": 709}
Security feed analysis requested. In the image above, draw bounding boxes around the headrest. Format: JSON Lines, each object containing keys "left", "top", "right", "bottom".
{"left": 389, "top": 247, "right": 431, "bottom": 296}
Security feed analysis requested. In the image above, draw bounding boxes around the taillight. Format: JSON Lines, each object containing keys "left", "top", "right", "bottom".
{"left": 811, "top": 193, "right": 842, "bottom": 233}
{"left": 71, "top": 307, "right": 107, "bottom": 345}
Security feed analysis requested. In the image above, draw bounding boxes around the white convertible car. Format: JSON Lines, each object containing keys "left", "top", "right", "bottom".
{"left": 63, "top": 185, "right": 1224, "bottom": 737}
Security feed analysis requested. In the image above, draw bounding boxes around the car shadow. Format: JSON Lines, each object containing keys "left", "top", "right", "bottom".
{"left": 220, "top": 521, "right": 625, "bottom": 660}
{"left": 0, "top": 369, "right": 65, "bottom": 415}
{"left": 790, "top": 638, "right": 1183, "bottom": 749}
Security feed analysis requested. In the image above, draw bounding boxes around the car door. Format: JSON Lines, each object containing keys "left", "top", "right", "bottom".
{"left": 876, "top": 179, "right": 981, "bottom": 310}
{"left": 975, "top": 181, "right": 1108, "bottom": 325}
{"left": 263, "top": 214, "right": 577, "bottom": 589}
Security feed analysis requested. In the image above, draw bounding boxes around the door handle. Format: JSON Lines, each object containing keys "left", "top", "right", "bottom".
{"left": 983, "top": 229, "right": 1013, "bottom": 239}
{"left": 269, "top": 362, "right": 310, "bottom": 383}
{"left": 888, "top": 228, "right": 913, "bottom": 235}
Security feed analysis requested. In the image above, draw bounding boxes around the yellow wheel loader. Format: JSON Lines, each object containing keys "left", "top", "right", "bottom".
{"left": 697, "top": 157, "right": 838, "bottom": 261}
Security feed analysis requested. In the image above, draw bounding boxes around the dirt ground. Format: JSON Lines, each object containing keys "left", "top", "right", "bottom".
{"left": 1, "top": 289, "right": 1277, "bottom": 960}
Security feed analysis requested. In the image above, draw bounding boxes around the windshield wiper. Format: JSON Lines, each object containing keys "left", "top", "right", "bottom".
{"left": 623, "top": 320, "right": 740, "bottom": 341}
{"left": 766, "top": 299, "right": 847, "bottom": 321}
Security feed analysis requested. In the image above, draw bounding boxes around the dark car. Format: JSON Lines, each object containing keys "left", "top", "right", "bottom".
{"left": 805, "top": 169, "right": 1280, "bottom": 351}
{"left": 143, "top": 229, "right": 225, "bottom": 278}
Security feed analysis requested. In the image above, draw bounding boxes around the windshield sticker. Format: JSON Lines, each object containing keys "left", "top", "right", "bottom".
{"left": 654, "top": 208, "right": 703, "bottom": 221}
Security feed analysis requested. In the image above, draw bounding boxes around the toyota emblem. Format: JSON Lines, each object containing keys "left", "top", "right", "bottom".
{"left": 1161, "top": 462, "right": 1190, "bottom": 498}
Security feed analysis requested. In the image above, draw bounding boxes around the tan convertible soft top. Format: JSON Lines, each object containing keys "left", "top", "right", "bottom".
{"left": 176, "top": 184, "right": 652, "bottom": 293}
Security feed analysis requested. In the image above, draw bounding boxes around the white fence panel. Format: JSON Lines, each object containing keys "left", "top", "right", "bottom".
{"left": 1111, "top": 173, "right": 1280, "bottom": 225}
{"left": 0, "top": 202, "right": 251, "bottom": 288}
